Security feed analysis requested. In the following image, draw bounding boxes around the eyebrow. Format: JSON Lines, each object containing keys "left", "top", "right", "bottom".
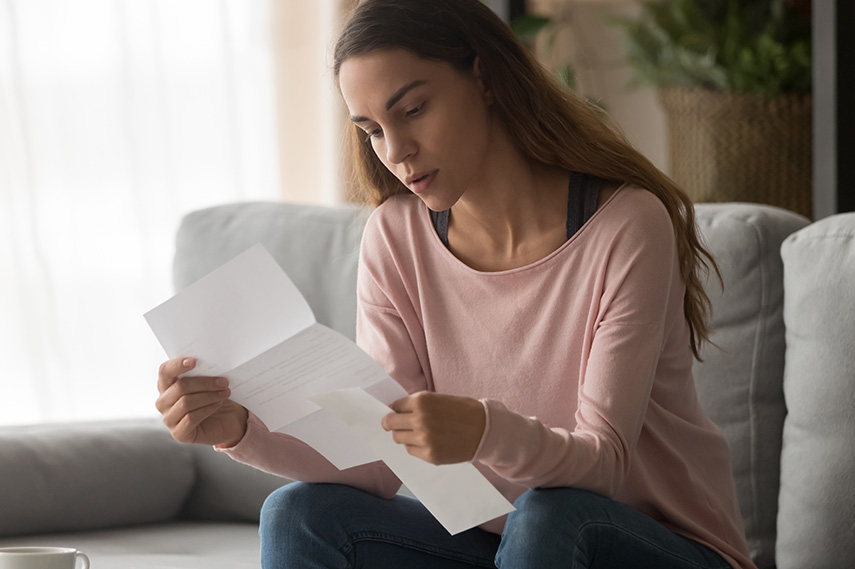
{"left": 350, "top": 80, "right": 428, "bottom": 123}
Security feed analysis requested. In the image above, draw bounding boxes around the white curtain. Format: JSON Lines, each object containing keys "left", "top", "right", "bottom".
{"left": 0, "top": 0, "right": 280, "bottom": 425}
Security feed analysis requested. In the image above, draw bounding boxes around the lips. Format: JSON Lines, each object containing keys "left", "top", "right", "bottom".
{"left": 405, "top": 171, "right": 433, "bottom": 185}
{"left": 405, "top": 170, "right": 437, "bottom": 194}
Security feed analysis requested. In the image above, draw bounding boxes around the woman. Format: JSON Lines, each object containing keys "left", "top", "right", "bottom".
{"left": 155, "top": 1, "right": 755, "bottom": 568}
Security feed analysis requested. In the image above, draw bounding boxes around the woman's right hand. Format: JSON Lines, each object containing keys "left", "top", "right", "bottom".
{"left": 155, "top": 357, "right": 249, "bottom": 448}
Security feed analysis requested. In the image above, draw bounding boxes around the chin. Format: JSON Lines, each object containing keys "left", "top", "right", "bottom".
{"left": 418, "top": 195, "right": 455, "bottom": 213}
{"left": 414, "top": 189, "right": 460, "bottom": 213}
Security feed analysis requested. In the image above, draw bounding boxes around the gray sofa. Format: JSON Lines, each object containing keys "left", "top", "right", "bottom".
{"left": 1, "top": 200, "right": 853, "bottom": 569}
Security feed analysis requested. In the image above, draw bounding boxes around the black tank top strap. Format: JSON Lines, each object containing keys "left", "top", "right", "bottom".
{"left": 430, "top": 208, "right": 450, "bottom": 248}
{"left": 567, "top": 171, "right": 602, "bottom": 239}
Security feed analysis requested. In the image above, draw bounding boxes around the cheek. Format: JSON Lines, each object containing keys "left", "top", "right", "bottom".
{"left": 445, "top": 104, "right": 492, "bottom": 165}
{"left": 455, "top": 91, "right": 492, "bottom": 143}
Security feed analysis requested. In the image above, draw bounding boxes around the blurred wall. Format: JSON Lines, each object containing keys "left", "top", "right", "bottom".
{"left": 271, "top": 0, "right": 356, "bottom": 204}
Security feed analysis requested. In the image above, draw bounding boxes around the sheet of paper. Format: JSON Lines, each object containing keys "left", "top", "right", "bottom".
{"left": 144, "top": 244, "right": 315, "bottom": 377}
{"left": 311, "top": 388, "right": 515, "bottom": 535}
{"left": 276, "top": 411, "right": 377, "bottom": 470}
{"left": 144, "top": 244, "right": 406, "bottom": 468}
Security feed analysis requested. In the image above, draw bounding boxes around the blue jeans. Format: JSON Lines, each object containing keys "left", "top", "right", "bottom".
{"left": 259, "top": 482, "right": 732, "bottom": 569}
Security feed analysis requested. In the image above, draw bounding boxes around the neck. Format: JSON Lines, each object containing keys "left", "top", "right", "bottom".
{"left": 449, "top": 146, "right": 568, "bottom": 258}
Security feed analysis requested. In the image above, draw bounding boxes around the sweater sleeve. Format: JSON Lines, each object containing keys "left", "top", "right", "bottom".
{"left": 354, "top": 205, "right": 433, "bottom": 397}
{"left": 473, "top": 198, "right": 679, "bottom": 497}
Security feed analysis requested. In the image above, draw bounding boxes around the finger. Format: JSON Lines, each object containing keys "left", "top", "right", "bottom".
{"left": 160, "top": 389, "right": 230, "bottom": 428}
{"left": 157, "top": 358, "right": 196, "bottom": 393}
{"left": 381, "top": 411, "right": 416, "bottom": 432}
{"left": 390, "top": 429, "right": 421, "bottom": 447}
{"left": 389, "top": 390, "right": 433, "bottom": 413}
{"left": 160, "top": 388, "right": 230, "bottom": 427}
{"left": 170, "top": 400, "right": 225, "bottom": 443}
{"left": 156, "top": 376, "right": 229, "bottom": 412}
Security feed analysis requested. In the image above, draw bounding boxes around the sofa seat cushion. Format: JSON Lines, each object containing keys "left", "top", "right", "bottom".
{"left": 777, "top": 212, "right": 855, "bottom": 569}
{"left": 0, "top": 420, "right": 194, "bottom": 537}
{"left": 693, "top": 203, "right": 809, "bottom": 569}
{"left": 0, "top": 522, "right": 260, "bottom": 569}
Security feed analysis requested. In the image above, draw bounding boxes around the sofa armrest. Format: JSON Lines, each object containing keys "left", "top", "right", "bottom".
{"left": 0, "top": 419, "right": 195, "bottom": 537}
{"left": 777, "top": 212, "right": 855, "bottom": 569}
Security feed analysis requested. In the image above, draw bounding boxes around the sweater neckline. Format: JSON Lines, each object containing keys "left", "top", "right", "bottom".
{"left": 419, "top": 182, "right": 629, "bottom": 276}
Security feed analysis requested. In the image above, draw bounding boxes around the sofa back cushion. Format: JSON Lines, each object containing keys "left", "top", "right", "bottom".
{"left": 0, "top": 420, "right": 194, "bottom": 537}
{"left": 173, "top": 201, "right": 368, "bottom": 341}
{"left": 777, "top": 212, "right": 855, "bottom": 569}
{"left": 693, "top": 204, "right": 809, "bottom": 569}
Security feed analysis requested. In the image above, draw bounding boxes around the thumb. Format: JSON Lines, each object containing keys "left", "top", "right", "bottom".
{"left": 388, "top": 395, "right": 414, "bottom": 413}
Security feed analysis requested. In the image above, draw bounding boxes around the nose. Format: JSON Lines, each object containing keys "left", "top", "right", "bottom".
{"left": 384, "top": 129, "right": 416, "bottom": 165}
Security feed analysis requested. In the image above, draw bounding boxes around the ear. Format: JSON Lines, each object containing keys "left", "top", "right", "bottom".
{"left": 472, "top": 56, "right": 493, "bottom": 105}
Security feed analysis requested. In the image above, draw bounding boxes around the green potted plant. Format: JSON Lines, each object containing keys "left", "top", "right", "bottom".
{"left": 617, "top": 0, "right": 813, "bottom": 216}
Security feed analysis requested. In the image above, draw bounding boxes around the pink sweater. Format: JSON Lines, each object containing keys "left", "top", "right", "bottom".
{"left": 222, "top": 185, "right": 754, "bottom": 569}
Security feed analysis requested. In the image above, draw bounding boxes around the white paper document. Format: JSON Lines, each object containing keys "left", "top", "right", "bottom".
{"left": 144, "top": 244, "right": 514, "bottom": 533}
{"left": 144, "top": 244, "right": 400, "bottom": 469}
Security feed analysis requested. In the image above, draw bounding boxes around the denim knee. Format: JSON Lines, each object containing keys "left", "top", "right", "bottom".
{"left": 497, "top": 487, "right": 608, "bottom": 568}
{"left": 260, "top": 482, "right": 336, "bottom": 539}
{"left": 498, "top": 488, "right": 732, "bottom": 569}
{"left": 506, "top": 487, "right": 603, "bottom": 530}
{"left": 260, "top": 482, "right": 356, "bottom": 569}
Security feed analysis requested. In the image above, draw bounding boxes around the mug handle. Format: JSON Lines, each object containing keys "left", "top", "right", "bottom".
{"left": 75, "top": 552, "right": 90, "bottom": 569}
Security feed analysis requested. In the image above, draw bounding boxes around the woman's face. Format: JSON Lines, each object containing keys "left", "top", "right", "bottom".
{"left": 338, "top": 48, "right": 495, "bottom": 211}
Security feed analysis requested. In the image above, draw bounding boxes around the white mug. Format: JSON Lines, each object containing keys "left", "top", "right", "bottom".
{"left": 0, "top": 547, "right": 90, "bottom": 569}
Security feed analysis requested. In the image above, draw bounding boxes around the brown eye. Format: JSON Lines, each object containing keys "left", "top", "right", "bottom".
{"left": 364, "top": 127, "right": 383, "bottom": 141}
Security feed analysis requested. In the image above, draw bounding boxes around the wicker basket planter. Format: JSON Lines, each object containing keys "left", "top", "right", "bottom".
{"left": 659, "top": 88, "right": 813, "bottom": 218}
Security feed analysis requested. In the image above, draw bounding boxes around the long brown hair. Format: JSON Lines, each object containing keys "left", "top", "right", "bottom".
{"left": 333, "top": 0, "right": 720, "bottom": 359}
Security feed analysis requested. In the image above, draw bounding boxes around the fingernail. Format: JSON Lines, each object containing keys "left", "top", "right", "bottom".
{"left": 182, "top": 358, "right": 193, "bottom": 368}
{"left": 215, "top": 377, "right": 228, "bottom": 387}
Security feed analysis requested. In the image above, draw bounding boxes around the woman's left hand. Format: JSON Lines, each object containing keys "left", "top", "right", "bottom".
{"left": 381, "top": 391, "right": 486, "bottom": 465}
